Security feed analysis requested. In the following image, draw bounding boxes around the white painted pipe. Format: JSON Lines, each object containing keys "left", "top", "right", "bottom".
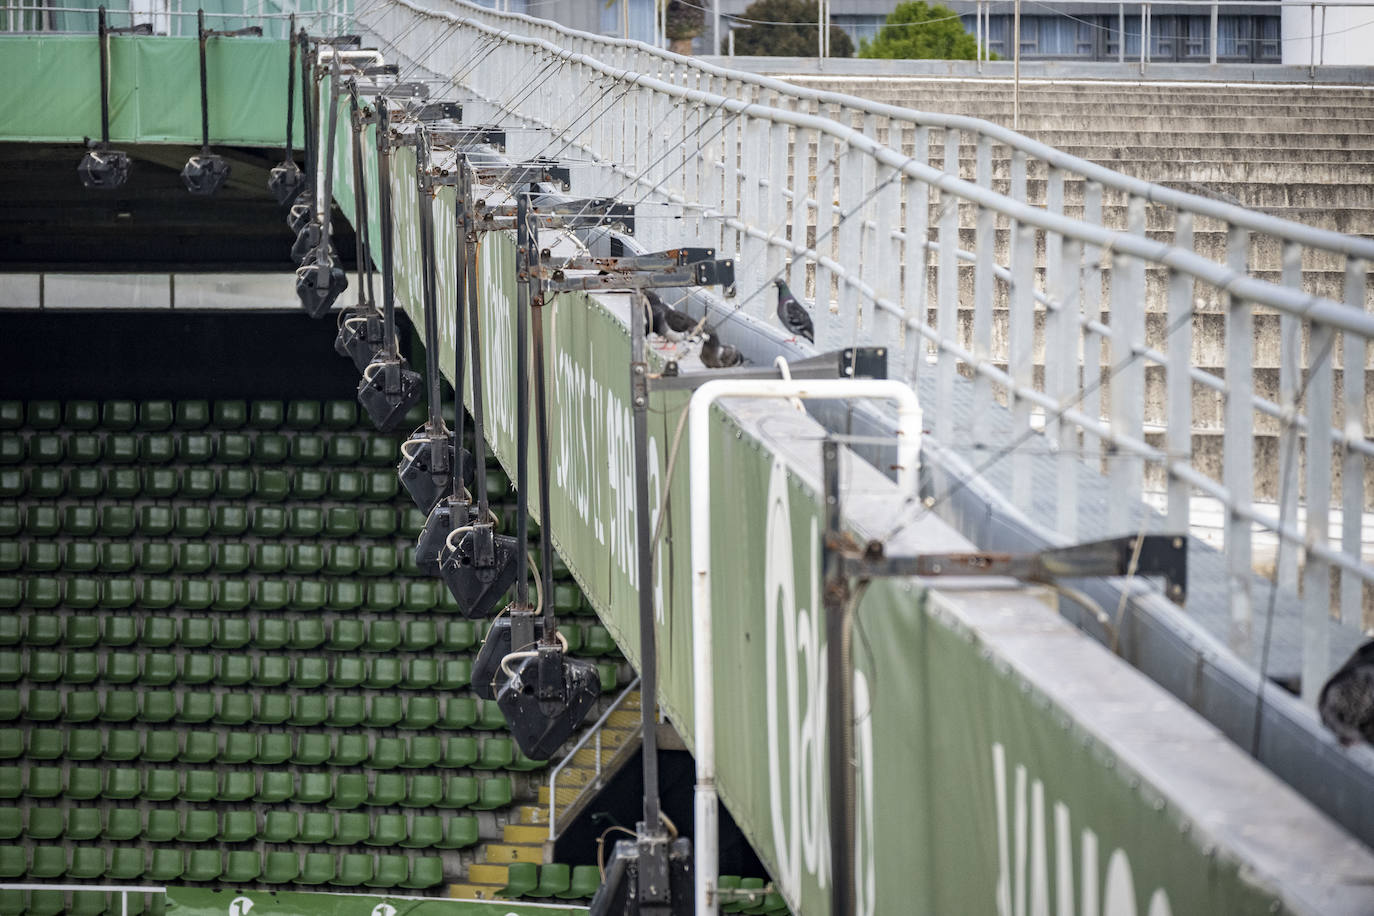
{"left": 688, "top": 378, "right": 922, "bottom": 916}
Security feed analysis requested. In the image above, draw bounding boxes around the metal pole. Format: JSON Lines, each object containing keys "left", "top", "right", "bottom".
{"left": 465, "top": 185, "right": 492, "bottom": 525}
{"left": 452, "top": 162, "right": 469, "bottom": 500}
{"left": 975, "top": 0, "right": 983, "bottom": 73}
{"left": 713, "top": 0, "right": 720, "bottom": 53}
{"left": 630, "top": 290, "right": 663, "bottom": 835}
{"left": 514, "top": 194, "right": 533, "bottom": 612}
{"left": 818, "top": 0, "right": 823, "bottom": 58}
{"left": 98, "top": 7, "right": 111, "bottom": 146}
{"left": 1140, "top": 4, "right": 1147, "bottom": 74}
{"left": 1012, "top": 0, "right": 1020, "bottom": 131}
{"left": 375, "top": 103, "right": 396, "bottom": 358}
{"left": 529, "top": 196, "right": 557, "bottom": 637}
{"left": 822, "top": 438, "right": 856, "bottom": 916}
{"left": 197, "top": 8, "right": 209, "bottom": 152}
{"left": 285, "top": 13, "right": 297, "bottom": 164}
{"left": 1118, "top": 3, "right": 1125, "bottom": 62}
{"left": 1209, "top": 0, "right": 1218, "bottom": 64}
{"left": 415, "top": 129, "right": 444, "bottom": 439}
{"left": 348, "top": 88, "right": 374, "bottom": 308}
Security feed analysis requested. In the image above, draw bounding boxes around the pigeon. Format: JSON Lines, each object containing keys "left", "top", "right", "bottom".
{"left": 644, "top": 290, "right": 698, "bottom": 342}
{"left": 1319, "top": 639, "right": 1374, "bottom": 746}
{"left": 700, "top": 330, "right": 743, "bottom": 369}
{"left": 774, "top": 279, "right": 813, "bottom": 343}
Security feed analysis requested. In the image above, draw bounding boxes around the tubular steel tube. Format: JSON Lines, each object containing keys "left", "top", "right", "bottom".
{"left": 300, "top": 30, "right": 314, "bottom": 190}
{"left": 528, "top": 203, "right": 556, "bottom": 636}
{"left": 415, "top": 128, "right": 443, "bottom": 433}
{"left": 513, "top": 194, "right": 532, "bottom": 610}
{"left": 317, "top": 53, "right": 341, "bottom": 259}
{"left": 348, "top": 86, "right": 374, "bottom": 307}
{"left": 375, "top": 102, "right": 397, "bottom": 357}
{"left": 284, "top": 12, "right": 296, "bottom": 161}
{"left": 465, "top": 198, "right": 492, "bottom": 522}
{"left": 451, "top": 160, "right": 470, "bottom": 497}
{"left": 98, "top": 6, "right": 110, "bottom": 146}
{"left": 196, "top": 8, "right": 209, "bottom": 152}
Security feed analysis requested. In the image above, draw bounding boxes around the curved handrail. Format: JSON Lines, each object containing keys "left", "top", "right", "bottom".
{"left": 546, "top": 674, "right": 641, "bottom": 840}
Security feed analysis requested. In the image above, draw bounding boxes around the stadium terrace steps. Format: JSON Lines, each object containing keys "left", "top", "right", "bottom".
{"left": 0, "top": 397, "right": 630, "bottom": 901}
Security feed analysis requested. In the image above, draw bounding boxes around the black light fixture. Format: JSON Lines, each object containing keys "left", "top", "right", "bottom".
{"left": 182, "top": 10, "right": 260, "bottom": 195}
{"left": 496, "top": 643, "right": 601, "bottom": 760}
{"left": 356, "top": 98, "right": 420, "bottom": 432}
{"left": 295, "top": 49, "right": 347, "bottom": 317}
{"left": 589, "top": 835, "right": 695, "bottom": 916}
{"left": 438, "top": 523, "right": 522, "bottom": 619}
{"left": 334, "top": 84, "right": 387, "bottom": 373}
{"left": 267, "top": 20, "right": 307, "bottom": 206}
{"left": 78, "top": 7, "right": 143, "bottom": 190}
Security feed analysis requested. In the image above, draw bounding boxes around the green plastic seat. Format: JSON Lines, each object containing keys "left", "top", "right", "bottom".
{"left": 214, "top": 400, "right": 248, "bottom": 428}
{"left": 0, "top": 652, "right": 20, "bottom": 684}
{"left": 104, "top": 807, "right": 143, "bottom": 842}
{"left": 27, "top": 400, "right": 60, "bottom": 428}
{"left": 215, "top": 542, "right": 250, "bottom": 574}
{"left": 496, "top": 862, "right": 539, "bottom": 898}
{"left": 597, "top": 662, "right": 620, "bottom": 692}
{"left": 144, "top": 768, "right": 180, "bottom": 801}
{"left": 182, "top": 730, "right": 219, "bottom": 763}
{"left": 256, "top": 468, "right": 289, "bottom": 501}
{"left": 335, "top": 852, "right": 375, "bottom": 887}
{"left": 330, "top": 468, "right": 365, "bottom": 501}
{"left": 330, "top": 656, "right": 365, "bottom": 688}
{"left": 293, "top": 656, "right": 328, "bottom": 689}
{"left": 255, "top": 733, "right": 291, "bottom": 766}
{"left": 398, "top": 507, "right": 426, "bottom": 538}
{"left": 475, "top": 737, "right": 515, "bottom": 770}
{"left": 441, "top": 697, "right": 478, "bottom": 730}
{"left": 137, "top": 400, "right": 173, "bottom": 430}
{"left": 177, "top": 433, "right": 213, "bottom": 464}
{"left": 366, "top": 658, "right": 403, "bottom": 690}
{"left": 250, "top": 400, "right": 284, "bottom": 429}
{"left": 142, "top": 731, "right": 179, "bottom": 763}
{"left": 0, "top": 403, "right": 17, "bottom": 429}
{"left": 256, "top": 771, "right": 293, "bottom": 803}
{"left": 291, "top": 579, "right": 327, "bottom": 612}
{"left": 561, "top": 864, "right": 602, "bottom": 899}
{"left": 140, "top": 433, "right": 175, "bottom": 464}
{"left": 213, "top": 579, "right": 251, "bottom": 612}
{"left": 27, "top": 807, "right": 63, "bottom": 839}
{"left": 255, "top": 433, "right": 287, "bottom": 463}
{"left": 364, "top": 581, "right": 402, "bottom": 613}
{"left": 141, "top": 616, "right": 176, "bottom": 648}
{"left": 367, "top": 695, "right": 404, "bottom": 728}
{"left": 104, "top": 434, "right": 138, "bottom": 465}
{"left": 141, "top": 652, "right": 177, "bottom": 686}
{"left": 141, "top": 691, "right": 178, "bottom": 723}
{"left": 28, "top": 434, "right": 65, "bottom": 465}
{"left": 172, "top": 399, "right": 209, "bottom": 429}
{"left": 255, "top": 618, "right": 290, "bottom": 649}
{"left": 286, "top": 400, "right": 322, "bottom": 429}
{"left": 0, "top": 617, "right": 15, "bottom": 646}
{"left": 262, "top": 810, "right": 299, "bottom": 843}
{"left": 369, "top": 814, "right": 408, "bottom": 848}
{"left": 360, "top": 509, "right": 398, "bottom": 541}
{"left": 263, "top": 851, "right": 300, "bottom": 884}
{"left": 139, "top": 542, "right": 174, "bottom": 574}
{"left": 0, "top": 472, "right": 21, "bottom": 500}
{"left": 323, "top": 400, "right": 357, "bottom": 429}
{"left": 253, "top": 542, "right": 288, "bottom": 574}
{"left": 66, "top": 467, "right": 102, "bottom": 499}
{"left": 140, "top": 466, "right": 178, "bottom": 498}
{"left": 290, "top": 618, "right": 327, "bottom": 651}
{"left": 225, "top": 850, "right": 262, "bottom": 883}
{"left": 326, "top": 435, "right": 363, "bottom": 466}
{"left": 24, "top": 468, "right": 62, "bottom": 499}
{"left": 0, "top": 436, "right": 23, "bottom": 467}
{"left": 290, "top": 434, "right": 325, "bottom": 465}
{"left": 474, "top": 699, "right": 508, "bottom": 731}
{"left": 369, "top": 736, "right": 406, "bottom": 770}
{"left": 182, "top": 770, "right": 218, "bottom": 804}
{"left": 328, "top": 810, "right": 366, "bottom": 845}
{"left": 180, "top": 466, "right": 217, "bottom": 498}
{"left": 290, "top": 543, "right": 325, "bottom": 575}
{"left": 179, "top": 579, "right": 214, "bottom": 611}
{"left": 325, "top": 506, "right": 359, "bottom": 538}
{"left": 219, "top": 464, "right": 254, "bottom": 497}
{"left": 529, "top": 863, "right": 572, "bottom": 897}
{"left": 256, "top": 693, "right": 291, "bottom": 724}
{"left": 107, "top": 845, "right": 147, "bottom": 880}
{"left": 292, "top": 468, "right": 328, "bottom": 499}
{"left": 327, "top": 579, "right": 363, "bottom": 611}
{"left": 330, "top": 733, "right": 368, "bottom": 767}
{"left": 25, "top": 689, "right": 62, "bottom": 722}
{"left": 362, "top": 433, "right": 398, "bottom": 465}
{"left": 368, "top": 855, "right": 409, "bottom": 889}
{"left": 0, "top": 507, "right": 17, "bottom": 538}
{"left": 294, "top": 771, "right": 332, "bottom": 805}
{"left": 138, "top": 505, "right": 173, "bottom": 537}
{"left": 98, "top": 541, "right": 135, "bottom": 573}
{"left": 181, "top": 809, "right": 218, "bottom": 842}
{"left": 289, "top": 506, "right": 324, "bottom": 537}
{"left": 293, "top": 733, "right": 332, "bottom": 766}
{"left": 175, "top": 505, "right": 211, "bottom": 537}
{"left": 365, "top": 772, "right": 404, "bottom": 807}
{"left": 25, "top": 505, "right": 59, "bottom": 536}
{"left": 473, "top": 777, "right": 514, "bottom": 811}
{"left": 403, "top": 815, "right": 444, "bottom": 849}
{"left": 403, "top": 658, "right": 439, "bottom": 691}
{"left": 180, "top": 691, "right": 217, "bottom": 724}
{"left": 68, "top": 433, "right": 103, "bottom": 464}
{"left": 221, "top": 732, "right": 257, "bottom": 764}
{"left": 364, "top": 469, "right": 399, "bottom": 501}
{"left": 418, "top": 860, "right": 471, "bottom": 895}
{"left": 328, "top": 619, "right": 364, "bottom": 652}
{"left": 435, "top": 815, "right": 479, "bottom": 850}
{"left": 439, "top": 619, "right": 477, "bottom": 651}
{"left": 62, "top": 505, "right": 98, "bottom": 537}
{"left": 145, "top": 847, "right": 183, "bottom": 881}
{"left": 30, "top": 844, "right": 68, "bottom": 879}
{"left": 299, "top": 852, "right": 336, "bottom": 886}
{"left": 100, "top": 578, "right": 136, "bottom": 610}
{"left": 64, "top": 806, "right": 103, "bottom": 841}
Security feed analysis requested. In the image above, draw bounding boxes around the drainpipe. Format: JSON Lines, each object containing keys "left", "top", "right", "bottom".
{"left": 688, "top": 378, "right": 922, "bottom": 916}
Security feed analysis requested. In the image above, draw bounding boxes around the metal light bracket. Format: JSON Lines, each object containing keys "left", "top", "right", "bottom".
{"left": 438, "top": 523, "right": 522, "bottom": 619}
{"left": 470, "top": 159, "right": 572, "bottom": 191}
{"left": 79, "top": 7, "right": 146, "bottom": 190}
{"left": 653, "top": 346, "right": 888, "bottom": 391}
{"left": 182, "top": 12, "right": 261, "bottom": 195}
{"left": 496, "top": 645, "right": 601, "bottom": 760}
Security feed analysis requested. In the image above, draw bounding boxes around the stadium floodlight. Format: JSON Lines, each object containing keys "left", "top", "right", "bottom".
{"left": 334, "top": 85, "right": 386, "bottom": 373}
{"left": 470, "top": 614, "right": 546, "bottom": 700}
{"left": 291, "top": 221, "right": 325, "bottom": 264}
{"left": 589, "top": 836, "right": 695, "bottom": 916}
{"left": 437, "top": 523, "right": 521, "bottom": 620}
{"left": 78, "top": 7, "right": 145, "bottom": 191}
{"left": 182, "top": 11, "right": 260, "bottom": 196}
{"left": 357, "top": 356, "right": 421, "bottom": 432}
{"left": 294, "top": 50, "right": 348, "bottom": 318}
{"left": 295, "top": 259, "right": 348, "bottom": 317}
{"left": 268, "top": 22, "right": 307, "bottom": 206}
{"left": 496, "top": 643, "right": 600, "bottom": 760}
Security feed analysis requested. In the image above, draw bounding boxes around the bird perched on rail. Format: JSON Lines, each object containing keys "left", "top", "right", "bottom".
{"left": 641, "top": 290, "right": 698, "bottom": 343}
{"left": 700, "top": 330, "right": 743, "bottom": 369}
{"left": 774, "top": 279, "right": 813, "bottom": 343}
{"left": 1319, "top": 639, "right": 1374, "bottom": 746}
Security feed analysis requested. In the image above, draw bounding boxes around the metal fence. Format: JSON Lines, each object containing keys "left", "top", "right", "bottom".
{"left": 361, "top": 0, "right": 1372, "bottom": 695}
{"left": 0, "top": 0, "right": 350, "bottom": 36}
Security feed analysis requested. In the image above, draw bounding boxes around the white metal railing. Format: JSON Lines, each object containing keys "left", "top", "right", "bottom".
{"left": 546, "top": 675, "right": 641, "bottom": 840}
{"left": 0, "top": 884, "right": 165, "bottom": 916}
{"left": 363, "top": 0, "right": 1372, "bottom": 696}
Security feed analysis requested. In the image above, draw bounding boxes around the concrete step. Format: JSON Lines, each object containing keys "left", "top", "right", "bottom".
{"left": 1015, "top": 131, "right": 1374, "bottom": 151}
{"left": 467, "top": 863, "right": 516, "bottom": 886}
{"left": 503, "top": 823, "right": 549, "bottom": 844}
{"left": 538, "top": 783, "right": 586, "bottom": 806}
{"left": 447, "top": 883, "right": 506, "bottom": 901}
{"left": 512, "top": 805, "right": 546, "bottom": 826}
{"left": 483, "top": 843, "right": 545, "bottom": 864}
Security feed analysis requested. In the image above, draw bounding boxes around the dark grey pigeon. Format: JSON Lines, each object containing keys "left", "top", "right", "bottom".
{"left": 700, "top": 330, "right": 743, "bottom": 369}
{"left": 1319, "top": 639, "right": 1374, "bottom": 746}
{"left": 644, "top": 291, "right": 698, "bottom": 342}
{"left": 774, "top": 279, "right": 813, "bottom": 343}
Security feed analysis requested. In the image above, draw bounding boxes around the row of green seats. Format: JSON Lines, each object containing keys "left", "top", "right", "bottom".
{"left": 499, "top": 862, "right": 600, "bottom": 899}
{"left": 0, "top": 887, "right": 163, "bottom": 916}
{"left": 0, "top": 536, "right": 422, "bottom": 577}
{"left": 0, "top": 844, "right": 443, "bottom": 888}
{"left": 0, "top": 576, "right": 450, "bottom": 614}
{"left": 0, "top": 764, "right": 514, "bottom": 809}
{"left": 0, "top": 399, "right": 365, "bottom": 432}
{"left": 0, "top": 727, "right": 540, "bottom": 771}
{"left": 0, "top": 430, "right": 402, "bottom": 469}
{"left": 0, "top": 650, "right": 474, "bottom": 689}
{"left": 0, "top": 491, "right": 402, "bottom": 539}
{"left": 0, "top": 614, "right": 477, "bottom": 651}
{"left": 0, "top": 463, "right": 408, "bottom": 502}
{"left": 0, "top": 805, "right": 482, "bottom": 849}
{"left": 0, "top": 648, "right": 621, "bottom": 693}
{"left": 0, "top": 688, "right": 505, "bottom": 730}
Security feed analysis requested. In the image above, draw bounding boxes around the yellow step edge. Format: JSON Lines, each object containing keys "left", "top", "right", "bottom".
{"left": 448, "top": 884, "right": 504, "bottom": 900}
{"left": 537, "top": 786, "right": 585, "bottom": 806}
{"left": 466, "top": 864, "right": 512, "bottom": 886}
{"left": 514, "top": 805, "right": 547, "bottom": 825}
{"left": 503, "top": 824, "right": 550, "bottom": 844}
{"left": 484, "top": 843, "right": 545, "bottom": 864}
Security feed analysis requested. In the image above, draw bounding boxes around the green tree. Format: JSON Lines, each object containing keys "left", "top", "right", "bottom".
{"left": 728, "top": 0, "right": 855, "bottom": 57}
{"left": 858, "top": 1, "right": 988, "bottom": 60}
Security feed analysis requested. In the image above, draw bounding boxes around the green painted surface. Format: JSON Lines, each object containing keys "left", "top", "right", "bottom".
{"left": 322, "top": 85, "right": 1297, "bottom": 916}
{"left": 166, "top": 887, "right": 586, "bottom": 915}
{"left": 0, "top": 35, "right": 300, "bottom": 145}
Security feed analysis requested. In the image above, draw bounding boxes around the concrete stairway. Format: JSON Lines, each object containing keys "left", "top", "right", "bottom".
{"left": 446, "top": 690, "right": 643, "bottom": 900}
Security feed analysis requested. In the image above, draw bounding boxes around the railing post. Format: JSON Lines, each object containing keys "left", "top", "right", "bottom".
{"left": 1276, "top": 241, "right": 1302, "bottom": 596}
{"left": 1107, "top": 196, "right": 1146, "bottom": 534}
{"left": 1008, "top": 149, "right": 1034, "bottom": 509}
{"left": 1166, "top": 214, "right": 1195, "bottom": 536}
{"left": 1339, "top": 258, "right": 1367, "bottom": 628}
{"left": 1223, "top": 226, "right": 1254, "bottom": 647}
{"left": 971, "top": 136, "right": 995, "bottom": 446}
{"left": 935, "top": 128, "right": 960, "bottom": 444}
{"left": 1080, "top": 181, "right": 1104, "bottom": 471}
{"left": 901, "top": 126, "right": 930, "bottom": 386}
{"left": 1302, "top": 321, "right": 1335, "bottom": 705}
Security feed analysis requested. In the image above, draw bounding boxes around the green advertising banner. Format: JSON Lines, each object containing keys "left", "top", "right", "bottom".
{"left": 167, "top": 887, "right": 586, "bottom": 916}
{"left": 0, "top": 35, "right": 300, "bottom": 146}
{"left": 322, "top": 84, "right": 1362, "bottom": 916}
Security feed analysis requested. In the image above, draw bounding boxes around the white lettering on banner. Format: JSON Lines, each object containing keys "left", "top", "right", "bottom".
{"left": 763, "top": 457, "right": 875, "bottom": 915}
{"left": 227, "top": 897, "right": 253, "bottom": 916}
{"left": 993, "top": 743, "right": 1173, "bottom": 916}
{"left": 479, "top": 238, "right": 514, "bottom": 446}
